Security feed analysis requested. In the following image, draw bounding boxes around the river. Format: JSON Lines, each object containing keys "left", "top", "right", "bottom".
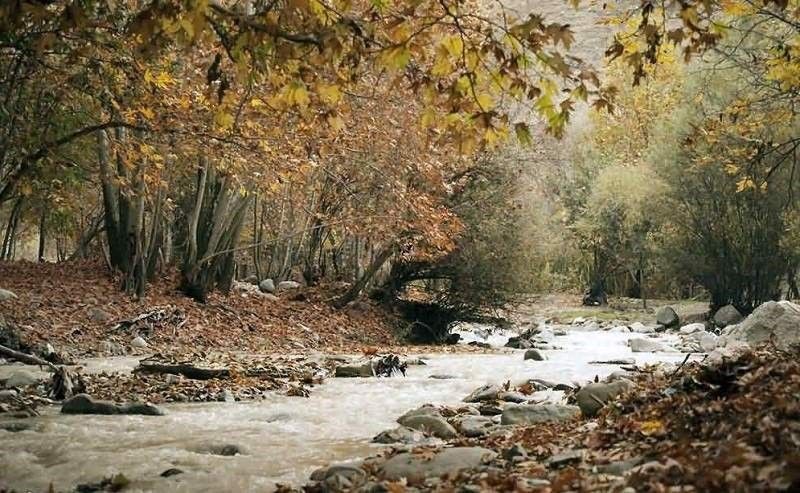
{"left": 0, "top": 327, "right": 697, "bottom": 492}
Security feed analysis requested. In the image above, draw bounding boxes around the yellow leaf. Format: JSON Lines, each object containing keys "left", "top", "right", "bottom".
{"left": 639, "top": 420, "right": 665, "bottom": 436}
{"left": 316, "top": 83, "right": 342, "bottom": 105}
{"left": 214, "top": 110, "right": 234, "bottom": 129}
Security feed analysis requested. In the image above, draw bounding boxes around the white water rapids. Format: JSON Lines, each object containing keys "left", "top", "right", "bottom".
{"left": 0, "top": 329, "right": 698, "bottom": 492}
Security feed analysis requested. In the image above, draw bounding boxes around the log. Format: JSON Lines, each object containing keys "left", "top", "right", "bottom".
{"left": 0, "top": 343, "right": 56, "bottom": 370}
{"left": 134, "top": 361, "right": 230, "bottom": 380}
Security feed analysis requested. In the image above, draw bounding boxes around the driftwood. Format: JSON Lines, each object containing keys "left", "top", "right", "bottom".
{"left": 0, "top": 343, "right": 56, "bottom": 370}
{"left": 134, "top": 361, "right": 230, "bottom": 380}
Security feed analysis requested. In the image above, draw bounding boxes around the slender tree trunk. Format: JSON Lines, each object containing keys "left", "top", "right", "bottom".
{"left": 333, "top": 242, "right": 395, "bottom": 308}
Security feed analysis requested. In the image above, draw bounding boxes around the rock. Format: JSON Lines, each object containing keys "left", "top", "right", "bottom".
{"left": 679, "top": 323, "right": 706, "bottom": 335}
{"left": 373, "top": 426, "right": 426, "bottom": 444}
{"left": 0, "top": 422, "right": 30, "bottom": 432}
{"left": 629, "top": 338, "right": 673, "bottom": 352}
{"left": 548, "top": 449, "right": 584, "bottom": 468}
{"left": 205, "top": 444, "right": 243, "bottom": 456}
{"left": 257, "top": 292, "right": 279, "bottom": 301}
{"left": 597, "top": 456, "right": 644, "bottom": 476}
{"left": 458, "top": 416, "right": 497, "bottom": 437}
{"left": 277, "top": 280, "right": 301, "bottom": 291}
{"left": 160, "top": 468, "right": 183, "bottom": 478}
{"left": 656, "top": 306, "right": 680, "bottom": 328}
{"left": 589, "top": 358, "right": 635, "bottom": 365}
{"left": 0, "top": 321, "right": 23, "bottom": 350}
{"left": 379, "top": 447, "right": 497, "bottom": 484}
{"left": 4, "top": 370, "right": 38, "bottom": 388}
{"left": 505, "top": 336, "right": 532, "bottom": 349}
{"left": 61, "top": 394, "right": 164, "bottom": 416}
{"left": 575, "top": 380, "right": 634, "bottom": 417}
{"left": 258, "top": 279, "right": 276, "bottom": 293}
{"left": 98, "top": 340, "right": 126, "bottom": 355}
{"left": 478, "top": 404, "right": 503, "bottom": 416}
{"left": 130, "top": 336, "right": 148, "bottom": 348}
{"left": 497, "top": 391, "right": 527, "bottom": 403}
{"left": 219, "top": 389, "right": 235, "bottom": 403}
{"left": 397, "top": 405, "right": 441, "bottom": 422}
{"left": 722, "top": 301, "right": 800, "bottom": 349}
{"left": 0, "top": 389, "right": 18, "bottom": 401}
{"left": 0, "top": 288, "right": 17, "bottom": 301}
{"left": 88, "top": 307, "right": 113, "bottom": 323}
{"left": 445, "top": 333, "right": 461, "bottom": 345}
{"left": 713, "top": 304, "right": 743, "bottom": 328}
{"left": 429, "top": 374, "right": 457, "bottom": 380}
{"left": 500, "top": 404, "right": 580, "bottom": 425}
{"left": 629, "top": 322, "right": 655, "bottom": 334}
{"left": 310, "top": 464, "right": 367, "bottom": 491}
{"left": 707, "top": 340, "right": 751, "bottom": 366}
{"left": 467, "top": 341, "right": 491, "bottom": 349}
{"left": 397, "top": 414, "right": 457, "bottom": 439}
{"left": 334, "top": 363, "right": 374, "bottom": 378}
{"left": 463, "top": 383, "right": 501, "bottom": 403}
{"left": 523, "top": 349, "right": 545, "bottom": 361}
{"left": 698, "top": 331, "right": 718, "bottom": 352}
{"left": 502, "top": 444, "right": 528, "bottom": 461}
{"left": 609, "top": 326, "right": 630, "bottom": 333}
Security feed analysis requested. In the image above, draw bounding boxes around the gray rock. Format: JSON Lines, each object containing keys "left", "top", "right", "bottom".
{"left": 61, "top": 394, "right": 164, "bottom": 416}
{"left": 258, "top": 279, "right": 275, "bottom": 293}
{"left": 596, "top": 456, "right": 644, "bottom": 475}
{"left": 707, "top": 340, "right": 751, "bottom": 366}
{"left": 379, "top": 447, "right": 497, "bottom": 483}
{"left": 373, "top": 426, "right": 426, "bottom": 444}
{"left": 722, "top": 301, "right": 800, "bottom": 349}
{"left": 130, "top": 336, "right": 148, "bottom": 348}
{"left": 428, "top": 374, "right": 457, "bottom": 380}
{"left": 205, "top": 444, "right": 243, "bottom": 456}
{"left": 463, "top": 383, "right": 501, "bottom": 403}
{"left": 523, "top": 349, "right": 545, "bottom": 361}
{"left": 397, "top": 414, "right": 457, "bottom": 439}
{"left": 698, "top": 331, "right": 718, "bottom": 352}
{"left": 277, "top": 280, "right": 301, "bottom": 291}
{"left": 458, "top": 416, "right": 497, "bottom": 437}
{"left": 219, "top": 389, "right": 235, "bottom": 403}
{"left": 713, "top": 304, "right": 743, "bottom": 328}
{"left": 629, "top": 338, "right": 673, "bottom": 352}
{"left": 0, "top": 288, "right": 17, "bottom": 301}
{"left": 0, "top": 389, "right": 18, "bottom": 402}
{"left": 547, "top": 449, "right": 584, "bottom": 468}
{"left": 497, "top": 391, "right": 527, "bottom": 403}
{"left": 98, "top": 340, "right": 126, "bottom": 355}
{"left": 589, "top": 358, "right": 635, "bottom": 365}
{"left": 656, "top": 307, "right": 680, "bottom": 328}
{"left": 0, "top": 422, "right": 30, "bottom": 432}
{"left": 397, "top": 405, "right": 441, "bottom": 422}
{"left": 310, "top": 463, "right": 367, "bottom": 492}
{"left": 5, "top": 370, "right": 38, "bottom": 388}
{"left": 679, "top": 323, "right": 706, "bottom": 335}
{"left": 334, "top": 363, "right": 374, "bottom": 378}
{"left": 502, "top": 443, "right": 528, "bottom": 461}
{"left": 500, "top": 404, "right": 580, "bottom": 425}
{"left": 575, "top": 380, "right": 634, "bottom": 417}
{"left": 88, "top": 307, "right": 113, "bottom": 323}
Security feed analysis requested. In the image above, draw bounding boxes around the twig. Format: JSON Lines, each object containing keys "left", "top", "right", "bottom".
{"left": 670, "top": 352, "right": 693, "bottom": 377}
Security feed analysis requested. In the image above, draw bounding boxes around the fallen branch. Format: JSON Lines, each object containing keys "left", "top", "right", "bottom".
{"left": 134, "top": 361, "right": 230, "bottom": 380}
{"left": 0, "top": 343, "right": 56, "bottom": 370}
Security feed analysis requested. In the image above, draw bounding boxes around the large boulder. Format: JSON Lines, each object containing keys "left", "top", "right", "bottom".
{"left": 575, "top": 380, "right": 633, "bottom": 417}
{"left": 500, "top": 404, "right": 580, "bottom": 425}
{"left": 462, "top": 384, "right": 501, "bottom": 403}
{"left": 396, "top": 414, "right": 457, "bottom": 439}
{"left": 372, "top": 426, "right": 426, "bottom": 444}
{"left": 379, "top": 447, "right": 496, "bottom": 484}
{"left": 713, "top": 304, "right": 743, "bottom": 328}
{"left": 722, "top": 301, "right": 800, "bottom": 349}
{"left": 334, "top": 363, "right": 374, "bottom": 378}
{"left": 457, "top": 416, "right": 497, "bottom": 437}
{"left": 61, "top": 394, "right": 163, "bottom": 416}
{"left": 4, "top": 370, "right": 39, "bottom": 388}
{"left": 523, "top": 349, "right": 545, "bottom": 361}
{"left": 258, "top": 279, "right": 276, "bottom": 293}
{"left": 656, "top": 306, "right": 680, "bottom": 328}
{"left": 0, "top": 288, "right": 17, "bottom": 301}
{"left": 629, "top": 338, "right": 673, "bottom": 352}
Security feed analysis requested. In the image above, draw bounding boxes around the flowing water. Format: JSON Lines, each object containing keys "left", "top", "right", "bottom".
{"left": 0, "top": 329, "right": 698, "bottom": 492}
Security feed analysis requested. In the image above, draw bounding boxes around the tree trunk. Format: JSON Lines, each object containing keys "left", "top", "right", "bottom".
{"left": 333, "top": 242, "right": 395, "bottom": 308}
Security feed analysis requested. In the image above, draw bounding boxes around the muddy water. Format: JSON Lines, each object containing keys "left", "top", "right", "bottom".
{"left": 0, "top": 329, "right": 697, "bottom": 493}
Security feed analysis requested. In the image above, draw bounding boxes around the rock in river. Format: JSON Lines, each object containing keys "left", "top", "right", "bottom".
{"left": 500, "top": 404, "right": 580, "bottom": 425}
{"left": 629, "top": 338, "right": 673, "bottom": 352}
{"left": 462, "top": 383, "right": 501, "bottom": 403}
{"left": 373, "top": 426, "right": 426, "bottom": 444}
{"left": 397, "top": 414, "right": 457, "bottom": 439}
{"left": 379, "top": 447, "right": 497, "bottom": 484}
{"left": 721, "top": 301, "right": 800, "bottom": 349}
{"left": 575, "top": 380, "right": 634, "bottom": 417}
{"left": 457, "top": 416, "right": 497, "bottom": 437}
{"left": 61, "top": 394, "right": 164, "bottom": 416}
{"left": 523, "top": 349, "right": 546, "bottom": 361}
{"left": 4, "top": 370, "right": 39, "bottom": 388}
{"left": 713, "top": 304, "right": 743, "bottom": 328}
{"left": 656, "top": 306, "right": 680, "bottom": 328}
